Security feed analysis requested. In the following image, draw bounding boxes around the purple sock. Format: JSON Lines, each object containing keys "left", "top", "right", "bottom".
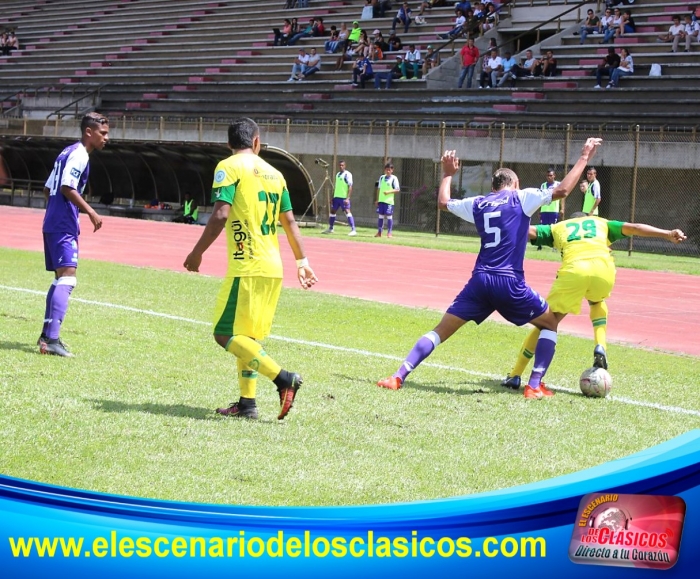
{"left": 377, "top": 217, "right": 384, "bottom": 233}
{"left": 347, "top": 215, "right": 355, "bottom": 230}
{"left": 387, "top": 217, "right": 394, "bottom": 234}
{"left": 47, "top": 278, "right": 75, "bottom": 340}
{"left": 42, "top": 281, "right": 57, "bottom": 335}
{"left": 527, "top": 329, "right": 557, "bottom": 388}
{"left": 329, "top": 215, "right": 336, "bottom": 229}
{"left": 396, "top": 331, "right": 441, "bottom": 381}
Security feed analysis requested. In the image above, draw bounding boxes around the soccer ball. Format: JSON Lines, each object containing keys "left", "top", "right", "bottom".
{"left": 579, "top": 367, "right": 612, "bottom": 398}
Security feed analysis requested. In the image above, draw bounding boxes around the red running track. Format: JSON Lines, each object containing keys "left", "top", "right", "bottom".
{"left": 1, "top": 206, "right": 699, "bottom": 357}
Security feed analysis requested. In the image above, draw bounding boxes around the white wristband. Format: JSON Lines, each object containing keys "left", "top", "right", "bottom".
{"left": 296, "top": 257, "right": 309, "bottom": 269}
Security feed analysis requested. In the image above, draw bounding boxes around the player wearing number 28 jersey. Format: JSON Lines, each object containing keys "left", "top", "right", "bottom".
{"left": 377, "top": 139, "right": 602, "bottom": 399}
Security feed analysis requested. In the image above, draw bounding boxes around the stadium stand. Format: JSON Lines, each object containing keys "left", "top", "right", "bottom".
{"left": 0, "top": 0, "right": 699, "bottom": 126}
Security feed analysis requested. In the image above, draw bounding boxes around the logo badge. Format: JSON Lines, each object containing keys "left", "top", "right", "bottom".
{"left": 569, "top": 493, "right": 686, "bottom": 570}
{"left": 214, "top": 169, "right": 226, "bottom": 184}
{"left": 70, "top": 168, "right": 81, "bottom": 179}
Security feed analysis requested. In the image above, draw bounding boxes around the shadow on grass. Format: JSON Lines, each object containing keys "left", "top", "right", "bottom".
{"left": 87, "top": 398, "right": 216, "bottom": 421}
{"left": 404, "top": 377, "right": 515, "bottom": 396}
{"left": 0, "top": 340, "right": 41, "bottom": 354}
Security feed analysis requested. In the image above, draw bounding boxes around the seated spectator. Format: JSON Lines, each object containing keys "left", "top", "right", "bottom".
{"left": 473, "top": 2, "right": 485, "bottom": 20}
{"left": 615, "top": 10, "right": 635, "bottom": 38}
{"left": 348, "top": 21, "right": 363, "bottom": 43}
{"left": 370, "top": 40, "right": 384, "bottom": 61}
{"left": 299, "top": 47, "right": 321, "bottom": 79}
{"left": 375, "top": 55, "right": 404, "bottom": 89}
{"left": 172, "top": 193, "right": 198, "bottom": 224}
{"left": 422, "top": 45, "right": 440, "bottom": 76}
{"left": 284, "top": 0, "right": 297, "bottom": 8}
{"left": 313, "top": 18, "right": 326, "bottom": 37}
{"left": 463, "top": 9, "right": 480, "bottom": 39}
{"left": 506, "top": 49, "right": 542, "bottom": 82}
{"left": 290, "top": 18, "right": 299, "bottom": 36}
{"left": 684, "top": 14, "right": 700, "bottom": 51}
{"left": 437, "top": 9, "right": 466, "bottom": 39}
{"left": 373, "top": 30, "right": 389, "bottom": 52}
{"left": 601, "top": 7, "right": 622, "bottom": 43}
{"left": 694, "top": 5, "right": 700, "bottom": 23}
{"left": 479, "top": 48, "right": 502, "bottom": 88}
{"left": 658, "top": 16, "right": 686, "bottom": 53}
{"left": 496, "top": 50, "right": 517, "bottom": 86}
{"left": 273, "top": 19, "right": 293, "bottom": 47}
{"left": 401, "top": 44, "right": 421, "bottom": 79}
{"left": 325, "top": 26, "right": 339, "bottom": 53}
{"left": 540, "top": 49, "right": 557, "bottom": 77}
{"left": 372, "top": 0, "right": 394, "bottom": 19}
{"left": 594, "top": 46, "right": 620, "bottom": 88}
{"left": 599, "top": 7, "right": 614, "bottom": 39}
{"left": 481, "top": 2, "right": 499, "bottom": 35}
{"left": 607, "top": 47, "right": 633, "bottom": 88}
{"left": 454, "top": 1, "right": 471, "bottom": 15}
{"left": 288, "top": 48, "right": 309, "bottom": 81}
{"left": 392, "top": 2, "right": 413, "bottom": 34}
{"left": 287, "top": 18, "right": 314, "bottom": 46}
{"left": 352, "top": 55, "right": 375, "bottom": 88}
{"left": 353, "top": 31, "right": 371, "bottom": 58}
{"left": 457, "top": 37, "right": 479, "bottom": 89}
{"left": 579, "top": 8, "right": 602, "bottom": 44}
{"left": 335, "top": 41, "right": 355, "bottom": 70}
{"left": 388, "top": 32, "right": 403, "bottom": 52}
{"left": 296, "top": 0, "right": 309, "bottom": 7}
{"left": 1, "top": 29, "right": 18, "bottom": 56}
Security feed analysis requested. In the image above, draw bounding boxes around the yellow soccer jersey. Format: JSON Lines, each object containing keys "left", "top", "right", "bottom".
{"left": 211, "top": 153, "right": 293, "bottom": 278}
{"left": 533, "top": 216, "right": 628, "bottom": 266}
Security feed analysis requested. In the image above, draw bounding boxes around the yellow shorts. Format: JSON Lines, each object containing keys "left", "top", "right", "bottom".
{"left": 213, "top": 276, "right": 282, "bottom": 339}
{"left": 547, "top": 258, "right": 616, "bottom": 315}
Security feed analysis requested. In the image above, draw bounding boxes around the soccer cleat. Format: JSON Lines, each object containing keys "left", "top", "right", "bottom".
{"left": 37, "top": 333, "right": 48, "bottom": 348}
{"left": 523, "top": 385, "right": 543, "bottom": 399}
{"left": 377, "top": 376, "right": 402, "bottom": 390}
{"left": 322, "top": 228, "right": 334, "bottom": 234}
{"left": 374, "top": 232, "right": 382, "bottom": 237}
{"left": 387, "top": 233, "right": 393, "bottom": 238}
{"left": 40, "top": 338, "right": 73, "bottom": 357}
{"left": 216, "top": 401, "right": 259, "bottom": 419}
{"left": 277, "top": 373, "right": 302, "bottom": 420}
{"left": 538, "top": 382, "right": 555, "bottom": 397}
{"left": 501, "top": 375, "right": 521, "bottom": 390}
{"left": 348, "top": 230, "right": 357, "bottom": 236}
{"left": 593, "top": 345, "right": 608, "bottom": 370}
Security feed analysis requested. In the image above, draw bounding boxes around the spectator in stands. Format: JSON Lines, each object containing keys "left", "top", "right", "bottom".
{"left": 579, "top": 9, "right": 602, "bottom": 44}
{"left": 455, "top": 1, "right": 472, "bottom": 15}
{"left": 594, "top": 46, "right": 620, "bottom": 89}
{"left": 481, "top": 2, "right": 499, "bottom": 35}
{"left": 658, "top": 16, "right": 685, "bottom": 52}
{"left": 583, "top": 167, "right": 601, "bottom": 216}
{"left": 373, "top": 0, "right": 394, "bottom": 19}
{"left": 392, "top": 2, "right": 413, "bottom": 34}
{"left": 694, "top": 5, "right": 700, "bottom": 23}
{"left": 290, "top": 18, "right": 299, "bottom": 35}
{"left": 375, "top": 55, "right": 404, "bottom": 89}
{"left": 422, "top": 45, "right": 440, "bottom": 76}
{"left": 601, "top": 7, "right": 622, "bottom": 43}
{"left": 373, "top": 30, "right": 389, "bottom": 52}
{"left": 388, "top": 32, "right": 403, "bottom": 51}
{"left": 353, "top": 30, "right": 371, "bottom": 58}
{"left": 297, "top": 0, "right": 309, "bottom": 7}
{"left": 401, "top": 44, "right": 421, "bottom": 79}
{"left": 370, "top": 40, "right": 385, "bottom": 61}
{"left": 274, "top": 19, "right": 293, "bottom": 47}
{"left": 173, "top": 193, "right": 198, "bottom": 224}
{"left": 600, "top": 7, "right": 614, "bottom": 40}
{"left": 473, "top": 2, "right": 485, "bottom": 19}
{"left": 348, "top": 21, "right": 363, "bottom": 43}
{"left": 335, "top": 41, "right": 355, "bottom": 70}
{"left": 362, "top": 0, "right": 375, "bottom": 20}
{"left": 299, "top": 47, "right": 321, "bottom": 79}
{"left": 503, "top": 49, "right": 539, "bottom": 84}
{"left": 540, "top": 49, "right": 557, "bottom": 77}
{"left": 684, "top": 14, "right": 700, "bottom": 51}
{"left": 615, "top": 10, "right": 635, "bottom": 38}
{"left": 352, "top": 55, "right": 375, "bottom": 88}
{"left": 437, "top": 9, "right": 466, "bottom": 39}
{"left": 463, "top": 9, "right": 481, "bottom": 39}
{"left": 457, "top": 37, "right": 479, "bottom": 88}
{"left": 288, "top": 48, "right": 309, "bottom": 81}
{"left": 1, "top": 30, "right": 19, "bottom": 56}
{"left": 313, "top": 17, "right": 325, "bottom": 37}
{"left": 325, "top": 26, "right": 339, "bottom": 53}
{"left": 607, "top": 47, "right": 633, "bottom": 88}
{"left": 284, "top": 0, "right": 297, "bottom": 9}
{"left": 287, "top": 18, "right": 314, "bottom": 46}
{"left": 479, "top": 48, "right": 502, "bottom": 88}
{"left": 496, "top": 50, "right": 517, "bottom": 87}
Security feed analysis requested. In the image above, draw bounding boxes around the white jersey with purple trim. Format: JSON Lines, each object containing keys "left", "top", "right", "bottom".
{"left": 447, "top": 187, "right": 552, "bottom": 278}
{"left": 42, "top": 142, "right": 91, "bottom": 236}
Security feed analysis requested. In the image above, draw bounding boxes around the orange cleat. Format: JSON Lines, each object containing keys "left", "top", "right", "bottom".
{"left": 377, "top": 376, "right": 402, "bottom": 390}
{"left": 538, "top": 382, "right": 555, "bottom": 397}
{"left": 523, "top": 385, "right": 543, "bottom": 399}
{"left": 374, "top": 232, "right": 382, "bottom": 238}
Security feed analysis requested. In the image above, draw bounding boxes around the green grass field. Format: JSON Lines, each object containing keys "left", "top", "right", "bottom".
{"left": 1, "top": 247, "right": 699, "bottom": 507}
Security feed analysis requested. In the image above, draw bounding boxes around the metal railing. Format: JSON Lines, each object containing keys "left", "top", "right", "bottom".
{"left": 46, "top": 85, "right": 106, "bottom": 121}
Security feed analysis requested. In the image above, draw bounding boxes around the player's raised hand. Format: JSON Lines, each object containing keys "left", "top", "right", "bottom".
{"left": 669, "top": 229, "right": 687, "bottom": 243}
{"left": 184, "top": 252, "right": 202, "bottom": 272}
{"left": 298, "top": 265, "right": 318, "bottom": 289}
{"left": 441, "top": 150, "right": 459, "bottom": 177}
{"left": 582, "top": 138, "right": 603, "bottom": 160}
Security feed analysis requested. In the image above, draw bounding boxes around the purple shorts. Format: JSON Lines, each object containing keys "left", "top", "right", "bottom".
{"left": 331, "top": 197, "right": 351, "bottom": 213}
{"left": 446, "top": 272, "right": 548, "bottom": 326}
{"left": 540, "top": 212, "right": 559, "bottom": 225}
{"left": 376, "top": 202, "right": 394, "bottom": 216}
{"left": 43, "top": 232, "right": 79, "bottom": 271}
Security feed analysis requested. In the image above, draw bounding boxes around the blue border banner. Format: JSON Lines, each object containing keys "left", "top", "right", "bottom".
{"left": 2, "top": 430, "right": 700, "bottom": 578}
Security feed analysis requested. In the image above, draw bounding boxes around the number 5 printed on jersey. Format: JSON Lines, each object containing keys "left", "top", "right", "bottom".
{"left": 484, "top": 211, "right": 502, "bottom": 248}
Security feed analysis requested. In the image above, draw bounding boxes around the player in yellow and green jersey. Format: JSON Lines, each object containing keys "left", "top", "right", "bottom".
{"left": 375, "top": 162, "right": 401, "bottom": 238}
{"left": 501, "top": 212, "right": 686, "bottom": 391}
{"left": 184, "top": 118, "right": 318, "bottom": 420}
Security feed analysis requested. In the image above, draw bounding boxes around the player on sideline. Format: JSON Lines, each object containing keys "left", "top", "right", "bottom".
{"left": 377, "top": 138, "right": 602, "bottom": 399}
{"left": 502, "top": 212, "right": 687, "bottom": 388}
{"left": 375, "top": 162, "right": 401, "bottom": 238}
{"left": 537, "top": 168, "right": 561, "bottom": 250}
{"left": 38, "top": 112, "right": 109, "bottom": 357}
{"left": 323, "top": 160, "right": 357, "bottom": 236}
{"left": 184, "top": 118, "right": 318, "bottom": 420}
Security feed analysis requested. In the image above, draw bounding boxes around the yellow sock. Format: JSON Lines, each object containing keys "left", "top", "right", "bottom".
{"left": 590, "top": 301, "right": 608, "bottom": 350}
{"left": 237, "top": 358, "right": 258, "bottom": 399}
{"left": 510, "top": 328, "right": 540, "bottom": 378}
{"left": 226, "top": 335, "right": 282, "bottom": 381}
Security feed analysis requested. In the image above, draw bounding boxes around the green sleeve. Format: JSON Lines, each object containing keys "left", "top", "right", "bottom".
{"left": 606, "top": 220, "right": 628, "bottom": 243}
{"left": 530, "top": 225, "right": 554, "bottom": 248}
{"left": 211, "top": 181, "right": 238, "bottom": 205}
{"left": 279, "top": 188, "right": 292, "bottom": 213}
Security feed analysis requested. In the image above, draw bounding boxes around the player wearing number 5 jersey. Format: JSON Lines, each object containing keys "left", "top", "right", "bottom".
{"left": 502, "top": 213, "right": 686, "bottom": 387}
{"left": 184, "top": 118, "right": 318, "bottom": 420}
{"left": 377, "top": 139, "right": 602, "bottom": 399}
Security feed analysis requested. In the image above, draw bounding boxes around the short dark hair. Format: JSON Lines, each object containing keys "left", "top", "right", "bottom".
{"left": 492, "top": 168, "right": 517, "bottom": 190}
{"left": 81, "top": 112, "right": 108, "bottom": 133}
{"left": 384, "top": 163, "right": 394, "bottom": 169}
{"left": 570, "top": 211, "right": 587, "bottom": 219}
{"left": 228, "top": 117, "right": 259, "bottom": 150}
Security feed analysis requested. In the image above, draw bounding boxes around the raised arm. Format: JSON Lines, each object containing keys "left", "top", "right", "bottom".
{"left": 551, "top": 137, "right": 602, "bottom": 200}
{"left": 438, "top": 150, "right": 459, "bottom": 211}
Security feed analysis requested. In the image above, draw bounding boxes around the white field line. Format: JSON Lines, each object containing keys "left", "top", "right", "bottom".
{"left": 3, "top": 284, "right": 700, "bottom": 418}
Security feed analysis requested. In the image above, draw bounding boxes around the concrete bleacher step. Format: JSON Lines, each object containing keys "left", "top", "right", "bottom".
{"left": 493, "top": 104, "right": 527, "bottom": 112}
{"left": 511, "top": 92, "right": 545, "bottom": 100}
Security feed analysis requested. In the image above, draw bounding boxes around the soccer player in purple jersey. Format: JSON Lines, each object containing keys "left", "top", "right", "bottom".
{"left": 378, "top": 138, "right": 602, "bottom": 399}
{"left": 38, "top": 113, "right": 109, "bottom": 357}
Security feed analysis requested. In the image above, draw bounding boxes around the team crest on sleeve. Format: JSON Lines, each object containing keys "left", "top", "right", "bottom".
{"left": 214, "top": 169, "right": 226, "bottom": 184}
{"left": 70, "top": 168, "right": 81, "bottom": 179}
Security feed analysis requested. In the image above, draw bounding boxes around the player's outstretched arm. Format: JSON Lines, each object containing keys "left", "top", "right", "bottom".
{"left": 551, "top": 137, "right": 602, "bottom": 201}
{"left": 438, "top": 150, "right": 459, "bottom": 211}
{"left": 184, "top": 201, "right": 229, "bottom": 272}
{"left": 622, "top": 223, "right": 687, "bottom": 244}
{"left": 280, "top": 211, "right": 318, "bottom": 290}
